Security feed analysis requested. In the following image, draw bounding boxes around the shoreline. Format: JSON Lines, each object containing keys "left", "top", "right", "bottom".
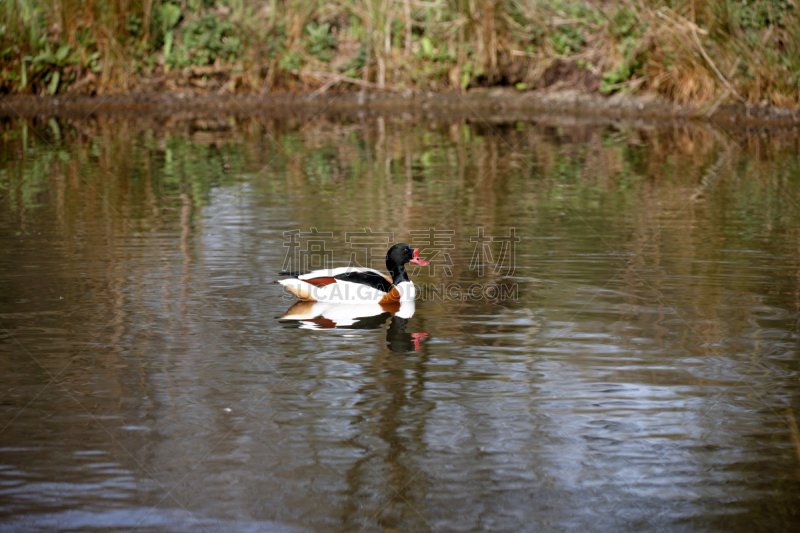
{"left": 2, "top": 88, "right": 799, "bottom": 130}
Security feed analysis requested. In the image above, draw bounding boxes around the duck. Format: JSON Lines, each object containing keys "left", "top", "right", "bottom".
{"left": 278, "top": 243, "right": 429, "bottom": 304}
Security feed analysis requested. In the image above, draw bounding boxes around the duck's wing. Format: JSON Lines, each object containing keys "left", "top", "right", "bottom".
{"left": 332, "top": 270, "right": 394, "bottom": 293}
{"left": 294, "top": 267, "right": 392, "bottom": 286}
{"left": 296, "top": 267, "right": 384, "bottom": 279}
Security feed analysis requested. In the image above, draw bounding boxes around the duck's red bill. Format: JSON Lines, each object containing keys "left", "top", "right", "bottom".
{"left": 409, "top": 248, "right": 430, "bottom": 266}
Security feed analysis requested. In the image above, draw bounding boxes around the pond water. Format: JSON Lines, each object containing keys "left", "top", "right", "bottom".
{"left": 1, "top": 110, "right": 800, "bottom": 532}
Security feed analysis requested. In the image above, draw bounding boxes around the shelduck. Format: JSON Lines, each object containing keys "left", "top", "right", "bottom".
{"left": 278, "top": 243, "right": 429, "bottom": 304}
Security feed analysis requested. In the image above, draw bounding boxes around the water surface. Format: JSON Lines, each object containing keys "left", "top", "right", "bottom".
{"left": 1, "top": 112, "right": 800, "bottom": 532}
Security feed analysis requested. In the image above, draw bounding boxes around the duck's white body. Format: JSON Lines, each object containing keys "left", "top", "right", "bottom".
{"left": 279, "top": 279, "right": 416, "bottom": 303}
{"left": 279, "top": 268, "right": 416, "bottom": 304}
{"left": 278, "top": 245, "right": 428, "bottom": 305}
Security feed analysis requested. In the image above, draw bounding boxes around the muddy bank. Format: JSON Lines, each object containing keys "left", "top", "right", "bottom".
{"left": 2, "top": 88, "right": 799, "bottom": 130}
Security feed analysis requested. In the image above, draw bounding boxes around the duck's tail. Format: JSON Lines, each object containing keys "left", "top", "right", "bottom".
{"left": 278, "top": 271, "right": 309, "bottom": 278}
{"left": 277, "top": 278, "right": 316, "bottom": 301}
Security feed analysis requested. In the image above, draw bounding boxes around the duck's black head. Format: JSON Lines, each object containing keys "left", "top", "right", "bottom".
{"left": 386, "top": 243, "right": 429, "bottom": 283}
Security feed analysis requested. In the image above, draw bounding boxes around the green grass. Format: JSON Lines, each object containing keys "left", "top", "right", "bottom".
{"left": 1, "top": 0, "right": 798, "bottom": 107}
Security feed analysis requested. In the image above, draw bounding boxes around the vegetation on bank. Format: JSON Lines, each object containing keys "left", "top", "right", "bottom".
{"left": 2, "top": 0, "right": 799, "bottom": 108}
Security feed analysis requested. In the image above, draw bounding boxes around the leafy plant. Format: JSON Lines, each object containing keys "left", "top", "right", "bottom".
{"left": 416, "top": 35, "right": 455, "bottom": 62}
{"left": 601, "top": 37, "right": 641, "bottom": 93}
{"left": 338, "top": 45, "right": 366, "bottom": 76}
{"left": 24, "top": 44, "right": 74, "bottom": 94}
{"left": 279, "top": 48, "right": 305, "bottom": 71}
{"left": 550, "top": 25, "right": 585, "bottom": 55}
{"left": 168, "top": 13, "right": 241, "bottom": 68}
{"left": 159, "top": 2, "right": 183, "bottom": 68}
{"left": 305, "top": 21, "right": 337, "bottom": 62}
{"left": 611, "top": 7, "right": 644, "bottom": 39}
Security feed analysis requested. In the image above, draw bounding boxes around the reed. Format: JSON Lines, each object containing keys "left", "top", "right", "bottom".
{"left": 1, "top": 1, "right": 798, "bottom": 107}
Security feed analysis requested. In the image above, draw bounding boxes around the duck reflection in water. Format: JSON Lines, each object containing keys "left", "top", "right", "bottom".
{"left": 278, "top": 301, "right": 429, "bottom": 353}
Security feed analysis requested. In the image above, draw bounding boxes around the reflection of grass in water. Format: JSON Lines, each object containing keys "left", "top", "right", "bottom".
{"left": 1, "top": 1, "right": 799, "bottom": 107}
{"left": 2, "top": 115, "right": 800, "bottom": 338}
{"left": 2, "top": 116, "right": 799, "bottom": 249}
{"left": 1, "top": 118, "right": 248, "bottom": 213}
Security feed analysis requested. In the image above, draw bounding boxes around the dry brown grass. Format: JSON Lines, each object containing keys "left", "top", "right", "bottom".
{"left": 2, "top": 0, "right": 798, "bottom": 107}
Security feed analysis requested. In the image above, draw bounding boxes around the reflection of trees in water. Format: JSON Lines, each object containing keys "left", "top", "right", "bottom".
{"left": 4, "top": 111, "right": 800, "bottom": 359}
{"left": 3, "top": 112, "right": 800, "bottom": 364}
